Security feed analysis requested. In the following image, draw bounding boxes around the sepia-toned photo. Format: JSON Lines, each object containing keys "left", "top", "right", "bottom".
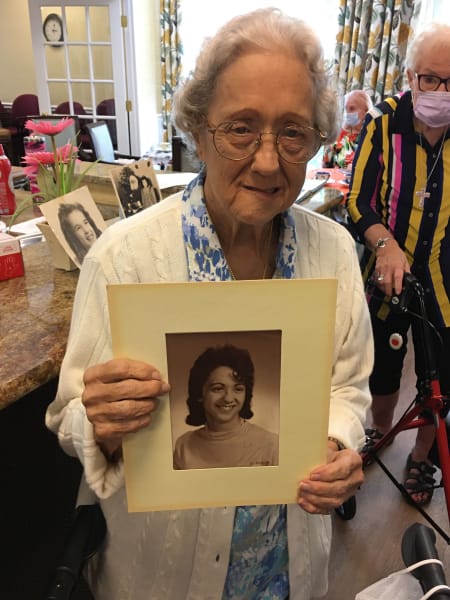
{"left": 39, "top": 186, "right": 107, "bottom": 268}
{"left": 110, "top": 159, "right": 161, "bottom": 218}
{"left": 166, "top": 330, "right": 281, "bottom": 470}
{"left": 108, "top": 278, "right": 337, "bottom": 511}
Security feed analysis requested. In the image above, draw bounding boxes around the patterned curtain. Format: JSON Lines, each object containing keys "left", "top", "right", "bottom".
{"left": 334, "top": 0, "right": 422, "bottom": 104}
{"left": 160, "top": 0, "right": 182, "bottom": 142}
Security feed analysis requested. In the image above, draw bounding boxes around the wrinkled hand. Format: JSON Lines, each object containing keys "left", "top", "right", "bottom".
{"left": 374, "top": 241, "right": 410, "bottom": 297}
{"left": 297, "top": 448, "right": 363, "bottom": 514}
{"left": 82, "top": 358, "right": 170, "bottom": 460}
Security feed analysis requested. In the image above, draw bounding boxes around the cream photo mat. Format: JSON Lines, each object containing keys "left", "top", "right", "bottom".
{"left": 107, "top": 278, "right": 337, "bottom": 512}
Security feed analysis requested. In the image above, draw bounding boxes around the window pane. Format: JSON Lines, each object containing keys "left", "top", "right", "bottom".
{"left": 89, "top": 6, "right": 111, "bottom": 42}
{"left": 94, "top": 83, "right": 115, "bottom": 110}
{"left": 68, "top": 45, "right": 90, "bottom": 79}
{"left": 66, "top": 6, "right": 87, "bottom": 42}
{"left": 48, "top": 81, "right": 69, "bottom": 109}
{"left": 71, "top": 82, "right": 92, "bottom": 112}
{"left": 45, "top": 45, "right": 66, "bottom": 79}
{"left": 92, "top": 46, "right": 113, "bottom": 80}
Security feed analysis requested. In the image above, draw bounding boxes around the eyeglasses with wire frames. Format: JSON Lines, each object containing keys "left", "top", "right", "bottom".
{"left": 415, "top": 73, "right": 450, "bottom": 92}
{"left": 207, "top": 121, "right": 326, "bottom": 164}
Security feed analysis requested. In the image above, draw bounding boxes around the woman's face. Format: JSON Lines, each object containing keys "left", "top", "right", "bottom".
{"left": 67, "top": 209, "right": 97, "bottom": 249}
{"left": 195, "top": 51, "right": 315, "bottom": 227}
{"left": 129, "top": 174, "right": 139, "bottom": 191}
{"left": 201, "top": 366, "right": 246, "bottom": 430}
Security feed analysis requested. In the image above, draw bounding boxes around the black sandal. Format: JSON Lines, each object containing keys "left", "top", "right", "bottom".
{"left": 362, "top": 428, "right": 384, "bottom": 454}
{"left": 404, "top": 453, "right": 436, "bottom": 506}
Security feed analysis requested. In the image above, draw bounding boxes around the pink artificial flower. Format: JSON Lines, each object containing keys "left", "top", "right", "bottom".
{"left": 56, "top": 143, "right": 78, "bottom": 163}
{"left": 23, "top": 165, "right": 39, "bottom": 177}
{"left": 24, "top": 117, "right": 75, "bottom": 136}
{"left": 22, "top": 151, "right": 56, "bottom": 166}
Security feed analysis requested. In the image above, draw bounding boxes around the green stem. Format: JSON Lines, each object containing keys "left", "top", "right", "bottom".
{"left": 50, "top": 135, "right": 60, "bottom": 193}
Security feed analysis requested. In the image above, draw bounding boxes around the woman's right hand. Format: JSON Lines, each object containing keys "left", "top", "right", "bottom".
{"left": 374, "top": 240, "right": 410, "bottom": 297}
{"left": 82, "top": 358, "right": 170, "bottom": 460}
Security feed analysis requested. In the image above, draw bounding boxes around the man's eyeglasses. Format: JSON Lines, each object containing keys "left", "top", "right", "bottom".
{"left": 207, "top": 121, "right": 326, "bottom": 164}
{"left": 416, "top": 73, "right": 450, "bottom": 92}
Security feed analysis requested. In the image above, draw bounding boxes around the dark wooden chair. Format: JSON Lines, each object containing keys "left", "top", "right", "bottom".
{"left": 6, "top": 94, "right": 40, "bottom": 164}
{"left": 96, "top": 98, "right": 117, "bottom": 148}
{"left": 0, "top": 100, "right": 13, "bottom": 161}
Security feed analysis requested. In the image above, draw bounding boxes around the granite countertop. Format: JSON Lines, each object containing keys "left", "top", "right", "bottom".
{"left": 0, "top": 242, "right": 78, "bottom": 409}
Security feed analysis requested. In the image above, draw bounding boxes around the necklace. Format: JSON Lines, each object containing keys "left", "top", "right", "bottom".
{"left": 227, "top": 219, "right": 275, "bottom": 280}
{"left": 416, "top": 127, "right": 448, "bottom": 208}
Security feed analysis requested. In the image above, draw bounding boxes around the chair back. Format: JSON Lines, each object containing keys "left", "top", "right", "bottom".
{"left": 85, "top": 121, "right": 116, "bottom": 162}
{"left": 0, "top": 100, "right": 11, "bottom": 128}
{"left": 11, "top": 94, "right": 40, "bottom": 124}
{"left": 96, "top": 99, "right": 117, "bottom": 147}
{"left": 54, "top": 101, "right": 87, "bottom": 116}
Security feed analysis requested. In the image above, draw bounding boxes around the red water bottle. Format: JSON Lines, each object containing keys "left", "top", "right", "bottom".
{"left": 0, "top": 144, "right": 16, "bottom": 215}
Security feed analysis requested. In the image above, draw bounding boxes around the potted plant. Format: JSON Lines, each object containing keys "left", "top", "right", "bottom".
{"left": 9, "top": 117, "right": 97, "bottom": 269}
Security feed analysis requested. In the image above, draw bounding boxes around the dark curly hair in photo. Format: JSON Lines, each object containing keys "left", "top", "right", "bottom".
{"left": 58, "top": 201, "right": 102, "bottom": 264}
{"left": 185, "top": 344, "right": 255, "bottom": 426}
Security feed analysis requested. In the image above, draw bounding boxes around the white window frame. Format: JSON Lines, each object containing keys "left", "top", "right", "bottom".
{"left": 27, "top": 0, "right": 137, "bottom": 154}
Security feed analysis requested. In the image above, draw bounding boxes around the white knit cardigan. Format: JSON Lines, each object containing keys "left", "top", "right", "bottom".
{"left": 46, "top": 193, "right": 373, "bottom": 600}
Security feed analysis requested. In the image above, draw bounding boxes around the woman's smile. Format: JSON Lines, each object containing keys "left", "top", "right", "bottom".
{"left": 201, "top": 366, "right": 246, "bottom": 430}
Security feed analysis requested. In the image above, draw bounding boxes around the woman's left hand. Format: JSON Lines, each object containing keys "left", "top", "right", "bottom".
{"left": 297, "top": 448, "right": 363, "bottom": 514}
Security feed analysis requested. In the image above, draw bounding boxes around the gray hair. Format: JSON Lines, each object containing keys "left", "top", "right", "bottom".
{"left": 344, "top": 89, "right": 373, "bottom": 112}
{"left": 406, "top": 22, "right": 450, "bottom": 71}
{"left": 172, "top": 7, "right": 339, "bottom": 147}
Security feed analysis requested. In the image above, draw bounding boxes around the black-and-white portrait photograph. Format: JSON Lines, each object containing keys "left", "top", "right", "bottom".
{"left": 39, "top": 187, "right": 107, "bottom": 268}
{"left": 166, "top": 330, "right": 281, "bottom": 470}
{"left": 110, "top": 159, "right": 161, "bottom": 218}
{"left": 108, "top": 277, "right": 335, "bottom": 511}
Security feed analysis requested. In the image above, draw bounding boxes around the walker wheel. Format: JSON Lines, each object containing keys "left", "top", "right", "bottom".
{"left": 335, "top": 495, "right": 356, "bottom": 520}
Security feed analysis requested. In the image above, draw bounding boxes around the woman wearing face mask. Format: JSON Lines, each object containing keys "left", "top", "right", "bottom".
{"left": 347, "top": 22, "right": 450, "bottom": 506}
{"left": 322, "top": 89, "right": 372, "bottom": 168}
{"left": 173, "top": 344, "right": 278, "bottom": 470}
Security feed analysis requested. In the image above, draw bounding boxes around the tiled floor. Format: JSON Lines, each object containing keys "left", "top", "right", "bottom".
{"left": 324, "top": 342, "right": 450, "bottom": 599}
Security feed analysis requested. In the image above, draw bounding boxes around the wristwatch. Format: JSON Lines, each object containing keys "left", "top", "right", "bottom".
{"left": 375, "top": 237, "right": 392, "bottom": 249}
{"left": 328, "top": 436, "right": 346, "bottom": 451}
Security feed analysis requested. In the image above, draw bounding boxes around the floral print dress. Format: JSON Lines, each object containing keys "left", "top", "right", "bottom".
{"left": 181, "top": 169, "right": 297, "bottom": 599}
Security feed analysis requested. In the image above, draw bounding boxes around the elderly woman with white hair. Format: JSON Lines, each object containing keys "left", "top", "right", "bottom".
{"left": 348, "top": 22, "right": 450, "bottom": 507}
{"left": 46, "top": 8, "right": 372, "bottom": 599}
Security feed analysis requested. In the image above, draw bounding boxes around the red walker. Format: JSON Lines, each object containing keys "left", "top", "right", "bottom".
{"left": 338, "top": 273, "right": 450, "bottom": 544}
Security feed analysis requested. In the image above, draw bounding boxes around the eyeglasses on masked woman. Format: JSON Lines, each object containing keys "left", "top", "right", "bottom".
{"left": 415, "top": 73, "right": 450, "bottom": 92}
{"left": 207, "top": 120, "right": 326, "bottom": 164}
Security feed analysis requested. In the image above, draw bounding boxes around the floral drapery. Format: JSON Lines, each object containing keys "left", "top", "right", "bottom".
{"left": 334, "top": 0, "right": 421, "bottom": 104}
{"left": 160, "top": 0, "right": 182, "bottom": 142}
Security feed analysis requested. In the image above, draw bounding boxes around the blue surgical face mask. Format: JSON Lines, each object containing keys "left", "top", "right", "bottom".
{"left": 343, "top": 111, "right": 360, "bottom": 128}
{"left": 413, "top": 90, "right": 450, "bottom": 128}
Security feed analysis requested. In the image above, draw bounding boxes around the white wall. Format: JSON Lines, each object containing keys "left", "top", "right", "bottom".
{"left": 0, "top": 0, "right": 37, "bottom": 103}
{"left": 129, "top": 0, "right": 161, "bottom": 154}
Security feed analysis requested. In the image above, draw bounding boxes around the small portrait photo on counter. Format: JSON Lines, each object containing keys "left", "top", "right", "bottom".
{"left": 110, "top": 159, "right": 161, "bottom": 219}
{"left": 166, "top": 329, "right": 281, "bottom": 471}
{"left": 39, "top": 187, "right": 107, "bottom": 268}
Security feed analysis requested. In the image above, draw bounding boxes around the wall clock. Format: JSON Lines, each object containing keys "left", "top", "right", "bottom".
{"left": 43, "top": 13, "right": 64, "bottom": 43}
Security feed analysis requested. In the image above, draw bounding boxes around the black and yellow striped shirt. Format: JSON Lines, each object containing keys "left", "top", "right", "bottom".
{"left": 347, "top": 91, "right": 450, "bottom": 328}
